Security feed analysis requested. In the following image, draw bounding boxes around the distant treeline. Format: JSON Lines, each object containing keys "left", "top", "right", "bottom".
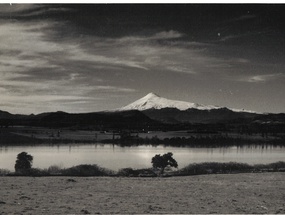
{"left": 102, "top": 135, "right": 285, "bottom": 147}
{"left": 1, "top": 128, "right": 284, "bottom": 147}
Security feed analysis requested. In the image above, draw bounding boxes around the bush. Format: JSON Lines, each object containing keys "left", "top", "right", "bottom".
{"left": 29, "top": 168, "right": 50, "bottom": 176}
{"left": 47, "top": 165, "right": 63, "bottom": 175}
{"left": 176, "top": 162, "right": 254, "bottom": 176}
{"left": 117, "top": 168, "right": 137, "bottom": 177}
{"left": 266, "top": 161, "right": 285, "bottom": 170}
{"left": 177, "top": 161, "right": 285, "bottom": 176}
{"left": 254, "top": 161, "right": 285, "bottom": 172}
{"left": 0, "top": 169, "right": 11, "bottom": 176}
{"left": 117, "top": 168, "right": 157, "bottom": 177}
{"left": 61, "top": 164, "right": 114, "bottom": 176}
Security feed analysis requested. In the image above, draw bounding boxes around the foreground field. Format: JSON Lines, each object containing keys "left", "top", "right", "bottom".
{"left": 1, "top": 173, "right": 285, "bottom": 214}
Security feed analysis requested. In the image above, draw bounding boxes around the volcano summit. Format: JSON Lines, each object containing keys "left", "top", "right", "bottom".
{"left": 119, "top": 93, "right": 255, "bottom": 113}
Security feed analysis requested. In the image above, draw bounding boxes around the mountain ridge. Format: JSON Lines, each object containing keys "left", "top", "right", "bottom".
{"left": 119, "top": 92, "right": 257, "bottom": 113}
{"left": 1, "top": 93, "right": 284, "bottom": 128}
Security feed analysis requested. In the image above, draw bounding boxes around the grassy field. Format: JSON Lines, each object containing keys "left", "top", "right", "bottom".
{"left": 1, "top": 127, "right": 111, "bottom": 143}
{"left": 0, "top": 173, "right": 284, "bottom": 214}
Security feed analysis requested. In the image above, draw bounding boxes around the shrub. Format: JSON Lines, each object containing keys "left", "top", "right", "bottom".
{"left": 177, "top": 162, "right": 254, "bottom": 176}
{"left": 118, "top": 168, "right": 137, "bottom": 177}
{"left": 47, "top": 165, "right": 63, "bottom": 175}
{"left": 29, "top": 168, "right": 50, "bottom": 176}
{"left": 254, "top": 161, "right": 285, "bottom": 172}
{"left": 266, "top": 161, "right": 285, "bottom": 170}
{"left": 137, "top": 168, "right": 157, "bottom": 177}
{"left": 0, "top": 169, "right": 11, "bottom": 176}
{"left": 117, "top": 168, "right": 157, "bottom": 177}
{"left": 61, "top": 164, "right": 114, "bottom": 176}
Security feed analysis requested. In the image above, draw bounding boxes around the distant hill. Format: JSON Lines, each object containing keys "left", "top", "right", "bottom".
{"left": 0, "top": 109, "right": 161, "bottom": 130}
{"left": 142, "top": 108, "right": 258, "bottom": 124}
{"left": 0, "top": 110, "right": 14, "bottom": 119}
{"left": 34, "top": 110, "right": 160, "bottom": 129}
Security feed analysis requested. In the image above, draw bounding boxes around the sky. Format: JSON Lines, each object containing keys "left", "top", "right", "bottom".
{"left": 0, "top": 4, "right": 285, "bottom": 114}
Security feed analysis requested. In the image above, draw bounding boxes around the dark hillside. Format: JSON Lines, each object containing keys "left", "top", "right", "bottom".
{"left": 143, "top": 108, "right": 258, "bottom": 124}
{"left": 2, "top": 110, "right": 161, "bottom": 130}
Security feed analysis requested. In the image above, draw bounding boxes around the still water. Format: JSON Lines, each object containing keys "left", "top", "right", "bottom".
{"left": 0, "top": 144, "right": 284, "bottom": 171}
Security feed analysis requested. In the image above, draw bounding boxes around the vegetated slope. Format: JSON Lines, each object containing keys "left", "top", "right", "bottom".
{"left": 143, "top": 108, "right": 258, "bottom": 124}
{"left": 0, "top": 110, "right": 161, "bottom": 129}
{"left": 0, "top": 110, "right": 15, "bottom": 119}
{"left": 0, "top": 110, "right": 28, "bottom": 120}
{"left": 35, "top": 110, "right": 160, "bottom": 129}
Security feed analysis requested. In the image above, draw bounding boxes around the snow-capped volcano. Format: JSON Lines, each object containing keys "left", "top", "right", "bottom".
{"left": 119, "top": 92, "right": 256, "bottom": 113}
{"left": 119, "top": 93, "right": 221, "bottom": 111}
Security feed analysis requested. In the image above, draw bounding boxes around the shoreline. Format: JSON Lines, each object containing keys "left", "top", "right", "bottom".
{"left": 2, "top": 161, "right": 285, "bottom": 177}
{"left": 1, "top": 126, "right": 284, "bottom": 147}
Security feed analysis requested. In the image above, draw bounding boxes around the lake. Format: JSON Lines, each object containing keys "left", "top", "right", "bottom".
{"left": 0, "top": 144, "right": 284, "bottom": 171}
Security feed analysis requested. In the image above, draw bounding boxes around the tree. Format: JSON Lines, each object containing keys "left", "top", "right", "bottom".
{"left": 15, "top": 152, "right": 33, "bottom": 174}
{"left": 151, "top": 152, "right": 178, "bottom": 175}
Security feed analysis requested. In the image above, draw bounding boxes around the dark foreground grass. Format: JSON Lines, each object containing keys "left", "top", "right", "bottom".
{"left": 2, "top": 161, "right": 285, "bottom": 177}
{"left": 61, "top": 164, "right": 115, "bottom": 176}
{"left": 174, "top": 161, "right": 285, "bottom": 176}
{"left": 175, "top": 162, "right": 254, "bottom": 175}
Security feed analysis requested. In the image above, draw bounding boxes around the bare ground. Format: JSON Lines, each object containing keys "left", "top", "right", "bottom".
{"left": 1, "top": 173, "right": 285, "bottom": 214}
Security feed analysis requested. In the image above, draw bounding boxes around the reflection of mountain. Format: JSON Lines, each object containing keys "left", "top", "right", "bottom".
{"left": 0, "top": 93, "right": 285, "bottom": 130}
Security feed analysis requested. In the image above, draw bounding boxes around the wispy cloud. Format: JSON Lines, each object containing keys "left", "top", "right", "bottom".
{"left": 166, "top": 66, "right": 195, "bottom": 74}
{"left": 92, "top": 32, "right": 230, "bottom": 75}
{"left": 218, "top": 31, "right": 265, "bottom": 42}
{"left": 93, "top": 86, "right": 136, "bottom": 92}
{"left": 0, "top": 4, "right": 41, "bottom": 15}
{"left": 114, "top": 30, "right": 184, "bottom": 43}
{"left": 1, "top": 4, "right": 283, "bottom": 114}
{"left": 233, "top": 14, "right": 257, "bottom": 22}
{"left": 0, "top": 4, "right": 73, "bottom": 18}
{"left": 240, "top": 73, "right": 284, "bottom": 83}
{"left": 68, "top": 47, "right": 148, "bottom": 70}
{"left": 0, "top": 16, "right": 241, "bottom": 113}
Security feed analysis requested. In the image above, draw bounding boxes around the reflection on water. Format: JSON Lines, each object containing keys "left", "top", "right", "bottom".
{"left": 0, "top": 144, "right": 284, "bottom": 171}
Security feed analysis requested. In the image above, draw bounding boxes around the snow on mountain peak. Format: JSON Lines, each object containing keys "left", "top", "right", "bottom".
{"left": 119, "top": 93, "right": 221, "bottom": 111}
{"left": 144, "top": 92, "right": 160, "bottom": 99}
